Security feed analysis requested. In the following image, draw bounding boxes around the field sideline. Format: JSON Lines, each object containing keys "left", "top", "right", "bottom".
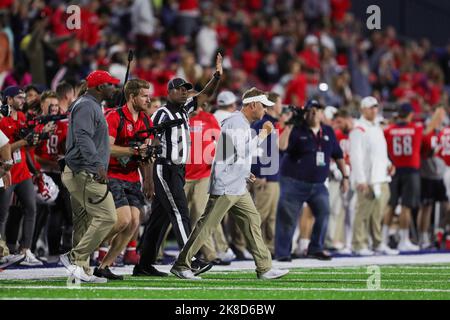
{"left": 2, "top": 253, "right": 450, "bottom": 300}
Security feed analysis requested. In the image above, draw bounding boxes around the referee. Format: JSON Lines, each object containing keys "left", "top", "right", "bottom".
{"left": 134, "top": 53, "right": 223, "bottom": 277}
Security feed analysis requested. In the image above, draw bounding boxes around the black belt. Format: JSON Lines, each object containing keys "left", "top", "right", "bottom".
{"left": 155, "top": 158, "right": 185, "bottom": 167}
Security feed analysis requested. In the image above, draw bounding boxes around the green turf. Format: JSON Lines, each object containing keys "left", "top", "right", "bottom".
{"left": 2, "top": 264, "right": 450, "bottom": 299}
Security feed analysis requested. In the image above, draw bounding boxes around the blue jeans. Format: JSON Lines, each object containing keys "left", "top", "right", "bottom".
{"left": 275, "top": 176, "right": 330, "bottom": 258}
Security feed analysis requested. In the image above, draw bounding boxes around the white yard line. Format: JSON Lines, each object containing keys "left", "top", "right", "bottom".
{"left": 2, "top": 253, "right": 450, "bottom": 280}
{"left": 1, "top": 285, "right": 450, "bottom": 294}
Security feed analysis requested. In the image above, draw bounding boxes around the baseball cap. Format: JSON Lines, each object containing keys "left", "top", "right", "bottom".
{"left": 399, "top": 103, "right": 414, "bottom": 114}
{"left": 217, "top": 91, "right": 237, "bottom": 106}
{"left": 304, "top": 35, "right": 319, "bottom": 46}
{"left": 360, "top": 96, "right": 379, "bottom": 109}
{"left": 86, "top": 70, "right": 120, "bottom": 88}
{"left": 3, "top": 86, "right": 24, "bottom": 98}
{"left": 167, "top": 78, "right": 193, "bottom": 91}
{"left": 304, "top": 99, "right": 324, "bottom": 110}
{"left": 324, "top": 106, "right": 338, "bottom": 120}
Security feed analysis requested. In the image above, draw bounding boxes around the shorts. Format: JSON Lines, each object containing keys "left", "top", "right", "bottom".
{"left": 389, "top": 171, "right": 421, "bottom": 209}
{"left": 421, "top": 178, "right": 448, "bottom": 205}
{"left": 108, "top": 178, "right": 144, "bottom": 210}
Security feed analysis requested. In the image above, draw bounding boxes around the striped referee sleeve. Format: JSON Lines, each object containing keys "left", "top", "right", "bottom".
{"left": 183, "top": 96, "right": 198, "bottom": 114}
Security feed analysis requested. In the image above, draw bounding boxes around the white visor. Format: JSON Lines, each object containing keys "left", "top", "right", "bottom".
{"left": 242, "top": 95, "right": 275, "bottom": 107}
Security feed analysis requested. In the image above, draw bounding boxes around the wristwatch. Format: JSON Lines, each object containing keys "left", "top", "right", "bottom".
{"left": 343, "top": 176, "right": 349, "bottom": 180}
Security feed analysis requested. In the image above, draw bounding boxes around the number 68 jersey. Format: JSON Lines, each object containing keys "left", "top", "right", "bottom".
{"left": 384, "top": 121, "right": 423, "bottom": 170}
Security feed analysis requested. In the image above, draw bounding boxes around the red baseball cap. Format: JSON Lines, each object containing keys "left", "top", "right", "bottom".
{"left": 86, "top": 70, "right": 120, "bottom": 88}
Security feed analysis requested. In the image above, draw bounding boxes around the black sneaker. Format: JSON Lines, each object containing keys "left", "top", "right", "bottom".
{"left": 132, "top": 264, "right": 168, "bottom": 277}
{"left": 210, "top": 258, "right": 231, "bottom": 266}
{"left": 93, "top": 266, "right": 124, "bottom": 280}
{"left": 191, "top": 259, "right": 213, "bottom": 276}
{"left": 306, "top": 251, "right": 332, "bottom": 261}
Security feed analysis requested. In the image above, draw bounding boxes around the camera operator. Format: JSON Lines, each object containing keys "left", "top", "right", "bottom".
{"left": 0, "top": 86, "right": 42, "bottom": 266}
{"left": 94, "top": 79, "right": 155, "bottom": 280}
{"left": 275, "top": 100, "right": 349, "bottom": 261}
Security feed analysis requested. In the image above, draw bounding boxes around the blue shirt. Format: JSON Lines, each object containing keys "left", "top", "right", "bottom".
{"left": 251, "top": 114, "right": 280, "bottom": 182}
{"left": 280, "top": 124, "right": 343, "bottom": 183}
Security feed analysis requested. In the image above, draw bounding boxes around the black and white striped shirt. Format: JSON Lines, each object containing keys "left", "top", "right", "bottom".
{"left": 151, "top": 97, "right": 198, "bottom": 165}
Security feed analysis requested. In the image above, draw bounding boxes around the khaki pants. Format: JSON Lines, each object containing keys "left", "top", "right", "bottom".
{"left": 325, "top": 179, "right": 343, "bottom": 248}
{"left": 174, "top": 192, "right": 272, "bottom": 274}
{"left": 352, "top": 183, "right": 390, "bottom": 251}
{"left": 184, "top": 177, "right": 228, "bottom": 261}
{"left": 0, "top": 238, "right": 9, "bottom": 257}
{"left": 62, "top": 167, "right": 117, "bottom": 270}
{"left": 252, "top": 180, "right": 279, "bottom": 254}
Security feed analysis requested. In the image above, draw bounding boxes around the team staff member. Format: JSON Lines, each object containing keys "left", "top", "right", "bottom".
{"left": 250, "top": 92, "right": 283, "bottom": 256}
{"left": 350, "top": 96, "right": 394, "bottom": 256}
{"left": 171, "top": 88, "right": 289, "bottom": 280}
{"left": 275, "top": 100, "right": 349, "bottom": 261}
{"left": 0, "top": 86, "right": 42, "bottom": 266}
{"left": 94, "top": 79, "right": 155, "bottom": 280}
{"left": 135, "top": 53, "right": 223, "bottom": 276}
{"left": 60, "top": 70, "right": 119, "bottom": 283}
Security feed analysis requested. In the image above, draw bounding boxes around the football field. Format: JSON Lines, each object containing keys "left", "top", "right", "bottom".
{"left": 2, "top": 253, "right": 450, "bottom": 300}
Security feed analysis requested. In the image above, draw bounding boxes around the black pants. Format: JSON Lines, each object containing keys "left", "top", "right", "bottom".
{"left": 138, "top": 162, "right": 192, "bottom": 267}
{"left": 31, "top": 172, "right": 73, "bottom": 255}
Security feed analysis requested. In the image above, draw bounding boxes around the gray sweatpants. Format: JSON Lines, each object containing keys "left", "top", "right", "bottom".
{"left": 0, "top": 178, "right": 37, "bottom": 250}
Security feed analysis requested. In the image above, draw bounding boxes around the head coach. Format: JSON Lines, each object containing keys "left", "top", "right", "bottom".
{"left": 275, "top": 100, "right": 349, "bottom": 262}
{"left": 134, "top": 53, "right": 223, "bottom": 277}
{"left": 60, "top": 70, "right": 120, "bottom": 283}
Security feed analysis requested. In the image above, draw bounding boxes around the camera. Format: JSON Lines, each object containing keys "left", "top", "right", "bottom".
{"left": 282, "top": 99, "right": 323, "bottom": 127}
{"left": 0, "top": 104, "right": 11, "bottom": 117}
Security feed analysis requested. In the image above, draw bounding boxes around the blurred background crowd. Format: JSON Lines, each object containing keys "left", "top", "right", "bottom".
{"left": 2, "top": 0, "right": 450, "bottom": 267}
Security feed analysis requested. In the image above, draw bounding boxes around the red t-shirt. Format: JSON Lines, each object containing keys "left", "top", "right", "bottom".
{"left": 185, "top": 111, "right": 221, "bottom": 180}
{"left": 106, "top": 106, "right": 153, "bottom": 182}
{"left": 0, "top": 112, "right": 31, "bottom": 184}
{"left": 283, "top": 74, "right": 307, "bottom": 106}
{"left": 384, "top": 122, "right": 423, "bottom": 169}
{"left": 35, "top": 119, "right": 68, "bottom": 163}
{"left": 335, "top": 129, "right": 350, "bottom": 165}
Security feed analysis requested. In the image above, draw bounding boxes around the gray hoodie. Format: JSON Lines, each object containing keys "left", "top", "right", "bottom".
{"left": 65, "top": 94, "right": 110, "bottom": 175}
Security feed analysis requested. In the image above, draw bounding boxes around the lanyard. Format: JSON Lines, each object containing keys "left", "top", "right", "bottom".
{"left": 312, "top": 127, "right": 323, "bottom": 151}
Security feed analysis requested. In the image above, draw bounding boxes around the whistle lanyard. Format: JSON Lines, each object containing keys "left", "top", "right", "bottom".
{"left": 313, "top": 127, "right": 323, "bottom": 151}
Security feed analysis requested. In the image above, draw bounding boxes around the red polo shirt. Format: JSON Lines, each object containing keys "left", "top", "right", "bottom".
{"left": 186, "top": 111, "right": 221, "bottom": 180}
{"left": 0, "top": 112, "right": 31, "bottom": 184}
{"left": 106, "top": 105, "right": 153, "bottom": 182}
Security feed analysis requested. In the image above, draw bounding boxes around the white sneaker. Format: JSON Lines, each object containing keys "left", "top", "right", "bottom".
{"left": 258, "top": 268, "right": 289, "bottom": 280}
{"left": 60, "top": 252, "right": 76, "bottom": 272}
{"left": 217, "top": 248, "right": 236, "bottom": 263}
{"left": 170, "top": 267, "right": 202, "bottom": 280}
{"left": 0, "top": 254, "right": 25, "bottom": 269}
{"left": 242, "top": 249, "right": 254, "bottom": 260}
{"left": 353, "top": 248, "right": 374, "bottom": 256}
{"left": 420, "top": 240, "right": 432, "bottom": 250}
{"left": 337, "top": 247, "right": 352, "bottom": 255}
{"left": 375, "top": 243, "right": 399, "bottom": 256}
{"left": 397, "top": 241, "right": 420, "bottom": 252}
{"left": 20, "top": 249, "right": 44, "bottom": 266}
{"left": 72, "top": 266, "right": 107, "bottom": 283}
